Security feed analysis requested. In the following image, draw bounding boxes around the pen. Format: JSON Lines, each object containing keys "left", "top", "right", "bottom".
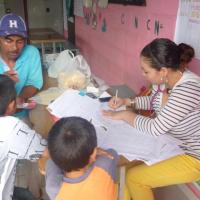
{"left": 114, "top": 89, "right": 118, "bottom": 106}
{"left": 100, "top": 125, "right": 107, "bottom": 131}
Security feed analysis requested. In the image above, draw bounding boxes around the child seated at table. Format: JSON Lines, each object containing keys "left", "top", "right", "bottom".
{"left": 45, "top": 116, "right": 118, "bottom": 200}
{"left": 0, "top": 74, "right": 46, "bottom": 200}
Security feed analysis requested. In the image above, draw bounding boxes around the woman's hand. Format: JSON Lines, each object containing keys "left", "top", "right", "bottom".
{"left": 102, "top": 109, "right": 136, "bottom": 126}
{"left": 108, "top": 96, "right": 125, "bottom": 109}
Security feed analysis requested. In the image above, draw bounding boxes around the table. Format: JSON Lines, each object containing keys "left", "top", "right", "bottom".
{"left": 29, "top": 28, "right": 79, "bottom": 55}
{"left": 29, "top": 28, "right": 66, "bottom": 55}
{"left": 29, "top": 103, "right": 142, "bottom": 200}
{"left": 29, "top": 104, "right": 54, "bottom": 139}
{"left": 29, "top": 80, "right": 139, "bottom": 200}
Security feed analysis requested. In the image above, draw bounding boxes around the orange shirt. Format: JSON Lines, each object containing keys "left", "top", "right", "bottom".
{"left": 56, "top": 166, "right": 118, "bottom": 200}
{"left": 45, "top": 149, "right": 118, "bottom": 200}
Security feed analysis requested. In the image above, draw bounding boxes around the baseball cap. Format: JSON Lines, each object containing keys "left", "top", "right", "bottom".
{"left": 0, "top": 13, "right": 27, "bottom": 38}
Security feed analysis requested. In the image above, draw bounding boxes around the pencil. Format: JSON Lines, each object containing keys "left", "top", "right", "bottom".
{"left": 114, "top": 89, "right": 118, "bottom": 106}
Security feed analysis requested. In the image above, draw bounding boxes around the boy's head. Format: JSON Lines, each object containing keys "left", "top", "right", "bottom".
{"left": 0, "top": 74, "right": 16, "bottom": 116}
{"left": 48, "top": 117, "right": 97, "bottom": 172}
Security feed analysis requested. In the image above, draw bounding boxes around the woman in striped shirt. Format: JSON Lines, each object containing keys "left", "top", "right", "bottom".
{"left": 103, "top": 38, "right": 200, "bottom": 200}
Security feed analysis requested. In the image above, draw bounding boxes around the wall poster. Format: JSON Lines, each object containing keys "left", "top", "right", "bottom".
{"left": 174, "top": 0, "right": 200, "bottom": 59}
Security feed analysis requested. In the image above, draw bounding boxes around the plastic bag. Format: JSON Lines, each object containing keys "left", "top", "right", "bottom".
{"left": 57, "top": 55, "right": 91, "bottom": 90}
{"left": 70, "top": 54, "right": 91, "bottom": 81}
{"left": 43, "top": 53, "right": 59, "bottom": 69}
{"left": 58, "top": 70, "right": 87, "bottom": 90}
{"left": 47, "top": 50, "right": 74, "bottom": 78}
{"left": 47, "top": 48, "right": 91, "bottom": 89}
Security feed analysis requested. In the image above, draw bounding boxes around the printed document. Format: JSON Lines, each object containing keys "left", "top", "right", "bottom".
{"left": 48, "top": 89, "right": 184, "bottom": 165}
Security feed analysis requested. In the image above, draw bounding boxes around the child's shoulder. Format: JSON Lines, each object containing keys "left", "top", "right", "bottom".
{"left": 0, "top": 116, "right": 22, "bottom": 140}
{"left": 94, "top": 149, "right": 118, "bottom": 182}
{"left": 95, "top": 149, "right": 118, "bottom": 170}
{"left": 0, "top": 116, "right": 20, "bottom": 124}
{"left": 0, "top": 116, "right": 24, "bottom": 133}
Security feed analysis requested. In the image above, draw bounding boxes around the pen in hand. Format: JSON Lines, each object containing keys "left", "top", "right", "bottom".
{"left": 114, "top": 89, "right": 118, "bottom": 107}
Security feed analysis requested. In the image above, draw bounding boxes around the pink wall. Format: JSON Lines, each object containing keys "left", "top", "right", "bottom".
{"left": 75, "top": 0, "right": 200, "bottom": 93}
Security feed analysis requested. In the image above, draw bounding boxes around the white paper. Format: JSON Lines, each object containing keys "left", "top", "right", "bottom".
{"left": 99, "top": 91, "right": 111, "bottom": 98}
{"left": 48, "top": 89, "right": 101, "bottom": 120}
{"left": 48, "top": 90, "right": 184, "bottom": 165}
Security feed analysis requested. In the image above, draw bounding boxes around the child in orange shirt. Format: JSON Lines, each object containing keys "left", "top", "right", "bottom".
{"left": 45, "top": 117, "right": 118, "bottom": 200}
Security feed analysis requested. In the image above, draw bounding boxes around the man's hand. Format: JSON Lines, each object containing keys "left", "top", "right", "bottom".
{"left": 16, "top": 96, "right": 25, "bottom": 105}
{"left": 19, "top": 86, "right": 38, "bottom": 100}
{"left": 4, "top": 70, "right": 19, "bottom": 82}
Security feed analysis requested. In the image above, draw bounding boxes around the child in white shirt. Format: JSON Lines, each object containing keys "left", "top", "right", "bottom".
{"left": 0, "top": 74, "right": 46, "bottom": 200}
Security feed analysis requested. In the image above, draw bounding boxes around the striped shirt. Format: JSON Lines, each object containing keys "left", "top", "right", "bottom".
{"left": 134, "top": 70, "right": 200, "bottom": 160}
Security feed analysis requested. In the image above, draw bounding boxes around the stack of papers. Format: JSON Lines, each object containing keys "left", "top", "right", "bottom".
{"left": 48, "top": 89, "right": 101, "bottom": 120}
{"left": 48, "top": 89, "right": 184, "bottom": 165}
{"left": 95, "top": 123, "right": 183, "bottom": 165}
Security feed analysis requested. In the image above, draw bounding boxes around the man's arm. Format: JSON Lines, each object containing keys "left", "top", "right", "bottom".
{"left": 18, "top": 85, "right": 39, "bottom": 101}
{"left": 17, "top": 45, "right": 43, "bottom": 103}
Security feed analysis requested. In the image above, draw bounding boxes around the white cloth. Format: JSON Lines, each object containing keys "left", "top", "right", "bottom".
{"left": 0, "top": 116, "right": 46, "bottom": 200}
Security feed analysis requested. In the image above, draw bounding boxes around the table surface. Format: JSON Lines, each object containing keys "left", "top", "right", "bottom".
{"left": 29, "top": 81, "right": 140, "bottom": 171}
{"left": 29, "top": 104, "right": 141, "bottom": 175}
{"left": 38, "top": 154, "right": 142, "bottom": 175}
{"left": 30, "top": 93, "right": 141, "bottom": 200}
{"left": 29, "top": 28, "right": 66, "bottom": 43}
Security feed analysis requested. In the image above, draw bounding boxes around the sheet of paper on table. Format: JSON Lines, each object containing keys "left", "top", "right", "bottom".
{"left": 48, "top": 89, "right": 184, "bottom": 165}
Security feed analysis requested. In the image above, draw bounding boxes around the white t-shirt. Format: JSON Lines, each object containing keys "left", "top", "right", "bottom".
{"left": 0, "top": 116, "right": 46, "bottom": 200}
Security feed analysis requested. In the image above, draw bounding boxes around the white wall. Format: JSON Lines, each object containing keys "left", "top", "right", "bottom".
{"left": 2, "top": 0, "right": 64, "bottom": 34}
{"left": 4, "top": 0, "right": 24, "bottom": 18}
{"left": 27, "top": 0, "right": 64, "bottom": 34}
{"left": 0, "top": 1, "right": 5, "bottom": 18}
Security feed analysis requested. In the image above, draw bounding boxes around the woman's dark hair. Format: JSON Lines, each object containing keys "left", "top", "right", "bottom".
{"left": 48, "top": 117, "right": 97, "bottom": 172}
{"left": 140, "top": 38, "right": 181, "bottom": 71}
{"left": 178, "top": 43, "right": 194, "bottom": 64}
{"left": 0, "top": 74, "right": 16, "bottom": 115}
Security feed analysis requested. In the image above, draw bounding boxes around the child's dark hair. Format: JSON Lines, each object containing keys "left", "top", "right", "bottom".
{"left": 178, "top": 43, "right": 194, "bottom": 64}
{"left": 48, "top": 117, "right": 97, "bottom": 172}
{"left": 0, "top": 74, "right": 16, "bottom": 115}
{"left": 141, "top": 38, "right": 180, "bottom": 71}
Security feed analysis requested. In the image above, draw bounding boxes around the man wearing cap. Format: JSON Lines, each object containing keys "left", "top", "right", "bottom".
{"left": 0, "top": 13, "right": 43, "bottom": 119}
